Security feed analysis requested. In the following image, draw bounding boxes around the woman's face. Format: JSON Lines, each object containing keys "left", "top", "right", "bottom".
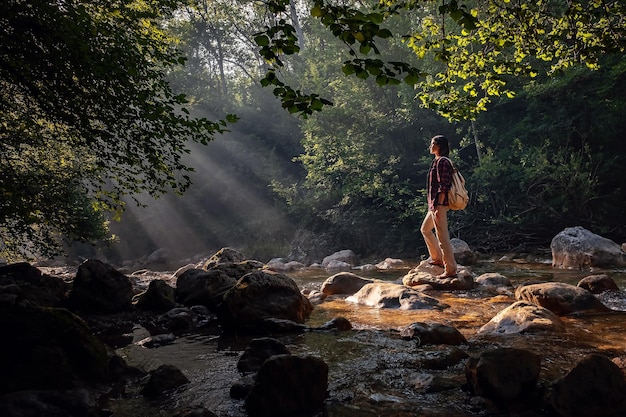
{"left": 430, "top": 139, "right": 440, "bottom": 156}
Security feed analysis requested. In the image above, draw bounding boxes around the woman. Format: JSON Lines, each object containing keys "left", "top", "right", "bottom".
{"left": 420, "top": 135, "right": 457, "bottom": 278}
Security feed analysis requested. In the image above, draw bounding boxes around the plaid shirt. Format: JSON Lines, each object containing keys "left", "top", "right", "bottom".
{"left": 427, "top": 157, "right": 453, "bottom": 211}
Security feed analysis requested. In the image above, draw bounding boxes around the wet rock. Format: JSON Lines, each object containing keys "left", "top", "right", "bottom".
{"left": 175, "top": 268, "right": 236, "bottom": 310}
{"left": 0, "top": 303, "right": 109, "bottom": 395}
{"left": 346, "top": 282, "right": 449, "bottom": 310}
{"left": 141, "top": 364, "right": 189, "bottom": 398}
{"left": 549, "top": 354, "right": 626, "bottom": 417}
{"left": 155, "top": 307, "right": 196, "bottom": 333}
{"left": 217, "top": 270, "right": 313, "bottom": 332}
{"left": 465, "top": 348, "right": 541, "bottom": 405}
{"left": 67, "top": 259, "right": 133, "bottom": 313}
{"left": 400, "top": 322, "right": 467, "bottom": 345}
{"left": 478, "top": 301, "right": 565, "bottom": 334}
{"left": 551, "top": 226, "right": 626, "bottom": 269}
{"left": 237, "top": 337, "right": 291, "bottom": 374}
{"left": 320, "top": 271, "right": 375, "bottom": 296}
{"left": 402, "top": 265, "right": 474, "bottom": 290}
{"left": 135, "top": 333, "right": 176, "bottom": 348}
{"left": 577, "top": 274, "right": 619, "bottom": 294}
{"left": 0, "top": 388, "right": 100, "bottom": 417}
{"left": 0, "top": 262, "right": 68, "bottom": 307}
{"left": 245, "top": 354, "right": 328, "bottom": 417}
{"left": 476, "top": 272, "right": 512, "bottom": 288}
{"left": 134, "top": 279, "right": 176, "bottom": 312}
{"left": 419, "top": 347, "right": 469, "bottom": 370}
{"left": 515, "top": 282, "right": 612, "bottom": 315}
{"left": 316, "top": 316, "right": 352, "bottom": 331}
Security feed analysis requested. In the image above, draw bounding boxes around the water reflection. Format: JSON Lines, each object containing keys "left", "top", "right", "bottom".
{"left": 110, "top": 260, "right": 626, "bottom": 417}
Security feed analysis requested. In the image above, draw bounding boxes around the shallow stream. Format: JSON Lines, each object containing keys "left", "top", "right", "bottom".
{"left": 110, "top": 258, "right": 626, "bottom": 417}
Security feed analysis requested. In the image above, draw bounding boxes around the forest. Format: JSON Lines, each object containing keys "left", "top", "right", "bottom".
{"left": 1, "top": 0, "right": 625, "bottom": 265}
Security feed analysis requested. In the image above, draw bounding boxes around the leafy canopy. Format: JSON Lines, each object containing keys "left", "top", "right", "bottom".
{"left": 256, "top": 0, "right": 626, "bottom": 120}
{"left": 0, "top": 0, "right": 236, "bottom": 259}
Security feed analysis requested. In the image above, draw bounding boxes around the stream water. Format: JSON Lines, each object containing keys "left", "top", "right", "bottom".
{"left": 110, "top": 257, "right": 626, "bottom": 417}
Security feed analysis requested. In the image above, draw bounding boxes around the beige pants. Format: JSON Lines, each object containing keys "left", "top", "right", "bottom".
{"left": 420, "top": 206, "right": 457, "bottom": 274}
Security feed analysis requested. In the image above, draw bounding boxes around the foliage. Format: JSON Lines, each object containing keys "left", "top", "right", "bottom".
{"left": 0, "top": 0, "right": 236, "bottom": 260}
{"left": 257, "top": 0, "right": 626, "bottom": 120}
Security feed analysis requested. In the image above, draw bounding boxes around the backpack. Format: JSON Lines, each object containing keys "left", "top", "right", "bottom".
{"left": 437, "top": 157, "right": 469, "bottom": 211}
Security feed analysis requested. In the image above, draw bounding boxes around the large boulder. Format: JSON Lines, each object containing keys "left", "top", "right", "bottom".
{"left": 551, "top": 227, "right": 626, "bottom": 269}
{"left": 67, "top": 259, "right": 133, "bottom": 313}
{"left": 0, "top": 302, "right": 109, "bottom": 395}
{"left": 478, "top": 301, "right": 565, "bottom": 335}
{"left": 465, "top": 348, "right": 541, "bottom": 405}
{"left": 320, "top": 272, "right": 375, "bottom": 296}
{"left": 515, "top": 282, "right": 612, "bottom": 315}
{"left": 0, "top": 262, "right": 68, "bottom": 307}
{"left": 175, "top": 268, "right": 236, "bottom": 310}
{"left": 203, "top": 247, "right": 246, "bottom": 269}
{"left": 244, "top": 354, "right": 328, "bottom": 417}
{"left": 346, "top": 282, "right": 449, "bottom": 310}
{"left": 549, "top": 354, "right": 626, "bottom": 417}
{"left": 217, "top": 270, "right": 313, "bottom": 332}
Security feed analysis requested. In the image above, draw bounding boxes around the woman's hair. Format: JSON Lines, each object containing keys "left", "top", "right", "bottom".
{"left": 432, "top": 135, "right": 450, "bottom": 156}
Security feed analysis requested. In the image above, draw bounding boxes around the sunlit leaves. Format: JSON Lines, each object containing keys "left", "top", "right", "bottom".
{"left": 259, "top": 0, "right": 625, "bottom": 121}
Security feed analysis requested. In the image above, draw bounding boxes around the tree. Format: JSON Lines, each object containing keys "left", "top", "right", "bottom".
{"left": 0, "top": 0, "right": 235, "bottom": 260}
{"left": 257, "top": 0, "right": 626, "bottom": 120}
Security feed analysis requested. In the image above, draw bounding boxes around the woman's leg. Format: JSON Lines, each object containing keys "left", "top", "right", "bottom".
{"left": 433, "top": 206, "right": 457, "bottom": 275}
{"left": 420, "top": 210, "right": 443, "bottom": 263}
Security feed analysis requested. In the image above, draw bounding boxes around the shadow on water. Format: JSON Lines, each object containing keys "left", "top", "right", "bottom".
{"left": 110, "top": 259, "right": 626, "bottom": 417}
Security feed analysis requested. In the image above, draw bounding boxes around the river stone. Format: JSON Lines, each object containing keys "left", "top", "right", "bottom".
{"left": 67, "top": 259, "right": 133, "bottom": 313}
{"left": 515, "top": 282, "right": 612, "bottom": 315}
{"left": 400, "top": 322, "right": 467, "bottom": 345}
{"left": 551, "top": 226, "right": 626, "bottom": 269}
{"left": 0, "top": 262, "right": 68, "bottom": 307}
{"left": 0, "top": 303, "right": 109, "bottom": 395}
{"left": 322, "top": 249, "right": 357, "bottom": 269}
{"left": 218, "top": 270, "right": 313, "bottom": 332}
{"left": 237, "top": 337, "right": 291, "bottom": 374}
{"left": 478, "top": 301, "right": 565, "bottom": 335}
{"left": 244, "top": 354, "right": 328, "bottom": 417}
{"left": 346, "top": 282, "right": 449, "bottom": 310}
{"left": 465, "top": 348, "right": 541, "bottom": 404}
{"left": 320, "top": 271, "right": 375, "bottom": 295}
{"left": 577, "top": 274, "right": 619, "bottom": 294}
{"left": 402, "top": 267, "right": 474, "bottom": 290}
{"left": 141, "top": 364, "right": 189, "bottom": 398}
{"left": 549, "top": 354, "right": 626, "bottom": 417}
{"left": 175, "top": 268, "right": 236, "bottom": 310}
{"left": 134, "top": 279, "right": 176, "bottom": 312}
{"left": 476, "top": 272, "right": 512, "bottom": 288}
